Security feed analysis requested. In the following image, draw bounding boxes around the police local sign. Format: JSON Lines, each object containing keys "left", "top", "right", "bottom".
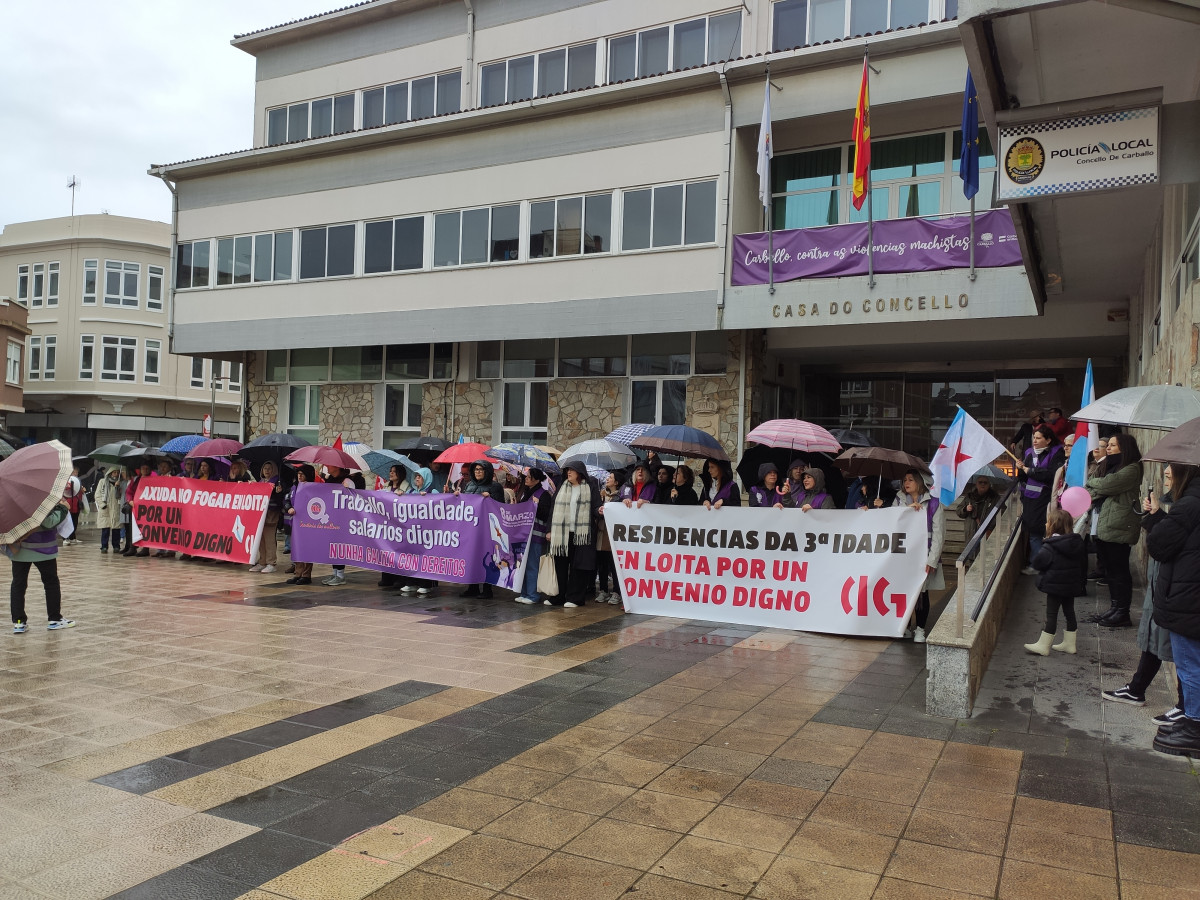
{"left": 998, "top": 107, "right": 1158, "bottom": 200}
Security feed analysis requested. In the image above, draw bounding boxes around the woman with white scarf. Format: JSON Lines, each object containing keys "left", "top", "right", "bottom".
{"left": 548, "top": 461, "right": 601, "bottom": 608}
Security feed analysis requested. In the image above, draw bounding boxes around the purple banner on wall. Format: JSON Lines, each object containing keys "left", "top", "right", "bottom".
{"left": 731, "top": 209, "right": 1022, "bottom": 286}
{"left": 291, "top": 484, "right": 535, "bottom": 589}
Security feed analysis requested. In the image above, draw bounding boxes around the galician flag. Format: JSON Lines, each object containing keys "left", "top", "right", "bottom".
{"left": 756, "top": 74, "right": 773, "bottom": 212}
{"left": 931, "top": 408, "right": 1007, "bottom": 507}
{"left": 1066, "top": 359, "right": 1097, "bottom": 488}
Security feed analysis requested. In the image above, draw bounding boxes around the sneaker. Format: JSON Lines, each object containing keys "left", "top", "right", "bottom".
{"left": 400, "top": 585, "right": 418, "bottom": 594}
{"left": 416, "top": 587, "right": 432, "bottom": 595}
{"left": 563, "top": 601, "right": 579, "bottom": 608}
{"left": 515, "top": 596, "right": 536, "bottom": 605}
{"left": 1097, "top": 577, "right": 1109, "bottom": 586}
{"left": 913, "top": 626, "right": 927, "bottom": 643}
{"left": 608, "top": 595, "right": 622, "bottom": 605}
{"left": 595, "top": 591, "right": 609, "bottom": 604}
{"left": 1152, "top": 706, "right": 1186, "bottom": 726}
{"left": 1101, "top": 685, "right": 1146, "bottom": 705}
{"left": 12, "top": 623, "right": 27, "bottom": 634}
{"left": 100, "top": 548, "right": 108, "bottom": 554}
{"left": 249, "top": 565, "right": 264, "bottom": 572}
{"left": 1021, "top": 566, "right": 1037, "bottom": 575}
{"left": 321, "top": 573, "right": 346, "bottom": 586}
{"left": 544, "top": 599, "right": 553, "bottom": 605}
{"left": 47, "top": 619, "right": 76, "bottom": 630}
{"left": 261, "top": 565, "right": 276, "bottom": 574}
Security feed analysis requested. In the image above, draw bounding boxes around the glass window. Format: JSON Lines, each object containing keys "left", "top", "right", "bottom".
{"left": 363, "top": 88, "right": 384, "bottom": 128}
{"left": 584, "top": 193, "right": 612, "bottom": 254}
{"left": 774, "top": 192, "right": 839, "bottom": 229}
{"left": 508, "top": 56, "right": 535, "bottom": 102}
{"left": 434, "top": 212, "right": 461, "bottom": 267}
{"left": 622, "top": 189, "right": 652, "bottom": 250}
{"left": 503, "top": 339, "right": 554, "bottom": 378}
{"left": 233, "top": 235, "right": 252, "bottom": 284}
{"left": 481, "top": 64, "right": 506, "bottom": 106}
{"left": 559, "top": 335, "right": 627, "bottom": 377}
{"left": 287, "top": 103, "right": 308, "bottom": 142}
{"left": 631, "top": 381, "right": 655, "bottom": 424}
{"left": 556, "top": 197, "right": 583, "bottom": 256}
{"left": 16, "top": 265, "right": 28, "bottom": 303}
{"left": 365, "top": 220, "right": 393, "bottom": 274}
{"left": 216, "top": 238, "right": 235, "bottom": 285}
{"left": 673, "top": 19, "right": 707, "bottom": 69}
{"left": 847, "top": 186, "right": 889, "bottom": 223}
{"left": 264, "top": 349, "right": 288, "bottom": 383}
{"left": 46, "top": 262, "right": 59, "bottom": 306}
{"left": 433, "top": 342, "right": 453, "bottom": 379}
{"left": 311, "top": 97, "right": 333, "bottom": 137}
{"left": 501, "top": 381, "right": 549, "bottom": 442}
{"left": 6, "top": 340, "right": 20, "bottom": 384}
{"left": 228, "top": 361, "right": 242, "bottom": 391}
{"left": 385, "top": 383, "right": 424, "bottom": 429}
{"left": 695, "top": 331, "right": 728, "bottom": 374}
{"left": 385, "top": 82, "right": 408, "bottom": 123}
{"left": 491, "top": 205, "right": 520, "bottom": 262}
{"left": 411, "top": 76, "right": 435, "bottom": 118}
{"left": 503, "top": 382, "right": 526, "bottom": 427}
{"left": 268, "top": 108, "right": 287, "bottom": 145}
{"left": 609, "top": 34, "right": 636, "bottom": 82}
{"left": 529, "top": 201, "right": 555, "bottom": 258}
{"left": 31, "top": 263, "right": 44, "bottom": 307}
{"left": 326, "top": 224, "right": 355, "bottom": 277}
{"left": 708, "top": 11, "right": 742, "bottom": 61}
{"left": 191, "top": 357, "right": 205, "bottom": 388}
{"left": 773, "top": 0, "right": 808, "bottom": 50}
{"left": 891, "top": 0, "right": 928, "bottom": 28}
{"left": 27, "top": 337, "right": 40, "bottom": 380}
{"left": 273, "top": 232, "right": 292, "bottom": 280}
{"left": 812, "top": 0, "right": 847, "bottom": 42}
{"left": 289, "top": 347, "right": 329, "bottom": 382}
{"left": 193, "top": 240, "right": 211, "bottom": 287}
{"left": 633, "top": 332, "right": 690, "bottom": 376}
{"left": 476, "top": 341, "right": 501, "bottom": 379}
{"left": 774, "top": 147, "right": 842, "bottom": 194}
{"left": 638, "top": 27, "right": 669, "bottom": 77}
{"left": 78, "top": 336, "right": 93, "bottom": 380}
{"left": 864, "top": 132, "right": 946, "bottom": 181}
{"left": 395, "top": 217, "right": 424, "bottom": 270}
{"left": 437, "top": 72, "right": 461, "bottom": 114}
{"left": 386, "top": 344, "right": 430, "bottom": 380}
{"left": 945, "top": 0, "right": 958, "bottom": 16}
{"left": 332, "top": 345, "right": 383, "bottom": 381}
{"left": 333, "top": 93, "right": 354, "bottom": 133}
{"left": 685, "top": 180, "right": 717, "bottom": 244}
{"left": 288, "top": 385, "right": 321, "bottom": 436}
{"left": 42, "top": 336, "right": 56, "bottom": 380}
{"left": 83, "top": 259, "right": 98, "bottom": 303}
{"left": 253, "top": 234, "right": 273, "bottom": 282}
{"left": 567, "top": 43, "right": 597, "bottom": 90}
{"left": 117, "top": 337, "right": 135, "bottom": 382}
{"left": 461, "top": 208, "right": 489, "bottom": 265}
{"left": 652, "top": 184, "right": 684, "bottom": 247}
{"left": 299, "top": 228, "right": 326, "bottom": 279}
{"left": 144, "top": 339, "right": 161, "bottom": 384}
{"left": 851, "top": 0, "right": 888, "bottom": 34}
{"left": 898, "top": 181, "right": 942, "bottom": 218}
{"left": 538, "top": 48, "right": 566, "bottom": 95}
{"left": 147, "top": 265, "right": 163, "bottom": 310}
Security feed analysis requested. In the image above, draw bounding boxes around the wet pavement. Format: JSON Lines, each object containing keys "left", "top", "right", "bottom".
{"left": 1, "top": 524, "right": 1197, "bottom": 899}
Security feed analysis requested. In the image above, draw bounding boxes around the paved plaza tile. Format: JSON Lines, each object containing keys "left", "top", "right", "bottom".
{"left": 0, "top": 526, "right": 1197, "bottom": 898}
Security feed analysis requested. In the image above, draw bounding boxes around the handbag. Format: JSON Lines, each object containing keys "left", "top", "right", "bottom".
{"left": 537, "top": 553, "right": 559, "bottom": 595}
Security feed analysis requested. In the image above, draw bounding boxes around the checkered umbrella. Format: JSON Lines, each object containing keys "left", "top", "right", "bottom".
{"left": 605, "top": 424, "right": 654, "bottom": 445}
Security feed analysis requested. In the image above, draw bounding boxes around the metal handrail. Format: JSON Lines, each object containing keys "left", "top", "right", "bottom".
{"left": 951, "top": 479, "right": 1023, "bottom": 637}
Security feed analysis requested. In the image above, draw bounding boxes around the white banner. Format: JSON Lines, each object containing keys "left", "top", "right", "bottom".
{"left": 998, "top": 106, "right": 1158, "bottom": 200}
{"left": 604, "top": 504, "right": 929, "bottom": 638}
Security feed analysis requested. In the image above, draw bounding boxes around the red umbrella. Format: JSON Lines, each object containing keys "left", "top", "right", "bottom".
{"left": 185, "top": 438, "right": 244, "bottom": 460}
{"left": 286, "top": 445, "right": 360, "bottom": 471}
{"left": 435, "top": 442, "right": 492, "bottom": 464}
{"left": 747, "top": 419, "right": 842, "bottom": 453}
{"left": 0, "top": 440, "right": 73, "bottom": 544}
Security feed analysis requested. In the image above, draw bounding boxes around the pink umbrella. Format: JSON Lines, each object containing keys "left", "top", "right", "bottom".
{"left": 0, "top": 440, "right": 73, "bottom": 544}
{"left": 286, "top": 445, "right": 360, "bottom": 471}
{"left": 184, "top": 438, "right": 244, "bottom": 459}
{"left": 747, "top": 419, "right": 842, "bottom": 453}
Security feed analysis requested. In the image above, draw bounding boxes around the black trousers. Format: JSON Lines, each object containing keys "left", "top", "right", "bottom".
{"left": 1044, "top": 593, "right": 1077, "bottom": 633}
{"left": 1128, "top": 651, "right": 1187, "bottom": 707}
{"left": 914, "top": 591, "right": 930, "bottom": 629}
{"left": 10, "top": 559, "right": 62, "bottom": 624}
{"left": 596, "top": 551, "right": 618, "bottom": 592}
{"left": 553, "top": 542, "right": 594, "bottom": 606}
{"left": 1095, "top": 540, "right": 1133, "bottom": 609}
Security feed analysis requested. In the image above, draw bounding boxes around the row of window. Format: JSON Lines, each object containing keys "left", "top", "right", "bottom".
{"left": 175, "top": 178, "right": 717, "bottom": 289}
{"left": 264, "top": 1, "right": 954, "bottom": 147}
{"left": 21, "top": 334, "right": 241, "bottom": 391}
{"left": 15, "top": 260, "right": 164, "bottom": 311}
{"left": 189, "top": 357, "right": 242, "bottom": 392}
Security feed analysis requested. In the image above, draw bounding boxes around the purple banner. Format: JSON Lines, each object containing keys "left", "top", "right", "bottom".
{"left": 731, "top": 209, "right": 1022, "bottom": 286}
{"left": 291, "top": 484, "right": 535, "bottom": 588}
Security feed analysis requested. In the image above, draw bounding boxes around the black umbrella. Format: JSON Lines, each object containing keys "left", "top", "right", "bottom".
{"left": 393, "top": 436, "right": 452, "bottom": 453}
{"left": 118, "top": 446, "right": 170, "bottom": 467}
{"left": 238, "top": 432, "right": 311, "bottom": 469}
{"left": 830, "top": 428, "right": 877, "bottom": 448}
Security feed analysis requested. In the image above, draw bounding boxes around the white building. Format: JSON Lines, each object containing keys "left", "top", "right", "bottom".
{"left": 0, "top": 215, "right": 242, "bottom": 450}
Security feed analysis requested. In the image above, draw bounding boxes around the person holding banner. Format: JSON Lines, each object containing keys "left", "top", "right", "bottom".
{"left": 548, "top": 461, "right": 601, "bottom": 608}
{"left": 620, "top": 464, "right": 657, "bottom": 507}
{"left": 121, "top": 461, "right": 154, "bottom": 557}
{"left": 516, "top": 468, "right": 555, "bottom": 605}
{"left": 787, "top": 467, "right": 836, "bottom": 512}
{"left": 749, "top": 464, "right": 787, "bottom": 509}
{"left": 652, "top": 465, "right": 674, "bottom": 504}
{"left": 401, "top": 468, "right": 439, "bottom": 595}
{"left": 893, "top": 469, "right": 945, "bottom": 643}
{"left": 700, "top": 459, "right": 740, "bottom": 510}
{"left": 285, "top": 465, "right": 316, "bottom": 585}
{"left": 668, "top": 465, "right": 699, "bottom": 506}
{"left": 459, "top": 460, "right": 504, "bottom": 598}
{"left": 321, "top": 466, "right": 357, "bottom": 586}
{"left": 249, "top": 461, "right": 283, "bottom": 574}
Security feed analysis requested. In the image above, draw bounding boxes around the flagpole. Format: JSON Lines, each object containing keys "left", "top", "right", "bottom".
{"left": 968, "top": 194, "right": 976, "bottom": 282}
{"left": 865, "top": 49, "right": 875, "bottom": 290}
{"left": 766, "top": 65, "right": 775, "bottom": 296}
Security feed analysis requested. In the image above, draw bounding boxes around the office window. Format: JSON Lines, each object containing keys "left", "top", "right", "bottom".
{"left": 31, "top": 263, "right": 44, "bottom": 308}
{"left": 558, "top": 335, "right": 628, "bottom": 377}
{"left": 79, "top": 335, "right": 94, "bottom": 380}
{"left": 332, "top": 346, "right": 383, "bottom": 382}
{"left": 83, "top": 259, "right": 98, "bottom": 304}
{"left": 622, "top": 179, "right": 717, "bottom": 250}
{"left": 101, "top": 336, "right": 137, "bottom": 382}
{"left": 631, "top": 379, "right": 687, "bottom": 426}
{"left": 46, "top": 262, "right": 59, "bottom": 307}
{"left": 695, "top": 331, "right": 729, "bottom": 374}
{"left": 530, "top": 193, "right": 612, "bottom": 258}
{"left": 434, "top": 205, "right": 519, "bottom": 267}
{"left": 147, "top": 265, "right": 163, "bottom": 311}
{"left": 104, "top": 260, "right": 140, "bottom": 307}
{"left": 475, "top": 340, "right": 553, "bottom": 380}
{"left": 266, "top": 92, "right": 355, "bottom": 145}
{"left": 609, "top": 13, "right": 740, "bottom": 82}
{"left": 500, "top": 381, "right": 549, "bottom": 444}
{"left": 228, "top": 360, "right": 241, "bottom": 391}
{"left": 27, "top": 337, "right": 40, "bottom": 381}
{"left": 16, "top": 265, "right": 28, "bottom": 304}
{"left": 42, "top": 336, "right": 55, "bottom": 380}
{"left": 773, "top": 0, "right": 809, "bottom": 49}
{"left": 299, "top": 224, "right": 356, "bottom": 279}
{"left": 290, "top": 348, "right": 330, "bottom": 382}
{"left": 213, "top": 231, "right": 295, "bottom": 285}
{"left": 633, "top": 332, "right": 691, "bottom": 376}
{"left": 383, "top": 383, "right": 424, "bottom": 441}
{"left": 176, "top": 241, "right": 211, "bottom": 289}
{"left": 364, "top": 216, "right": 425, "bottom": 273}
{"left": 6, "top": 340, "right": 20, "bottom": 384}
{"left": 383, "top": 343, "right": 452, "bottom": 380}
{"left": 191, "top": 357, "right": 205, "bottom": 388}
{"left": 287, "top": 384, "right": 321, "bottom": 444}
{"left": 363, "top": 71, "right": 461, "bottom": 127}
{"left": 144, "top": 339, "right": 161, "bottom": 384}
{"left": 481, "top": 42, "right": 596, "bottom": 105}
{"left": 264, "top": 350, "right": 287, "bottom": 383}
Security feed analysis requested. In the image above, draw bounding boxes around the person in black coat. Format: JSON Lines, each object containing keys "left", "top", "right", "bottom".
{"left": 1143, "top": 462, "right": 1200, "bottom": 755}
{"left": 1024, "top": 509, "right": 1087, "bottom": 656}
{"left": 667, "top": 465, "right": 699, "bottom": 506}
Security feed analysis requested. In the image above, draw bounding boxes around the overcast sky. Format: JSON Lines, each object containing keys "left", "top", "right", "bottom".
{"left": 0, "top": 1, "right": 338, "bottom": 228}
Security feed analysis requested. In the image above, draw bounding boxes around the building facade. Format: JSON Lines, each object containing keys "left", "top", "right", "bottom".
{"left": 0, "top": 215, "right": 242, "bottom": 451}
{"left": 150, "top": 0, "right": 1145, "bottom": 460}
{"left": 0, "top": 296, "right": 30, "bottom": 426}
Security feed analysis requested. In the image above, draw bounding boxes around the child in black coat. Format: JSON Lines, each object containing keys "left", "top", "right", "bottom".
{"left": 1025, "top": 509, "right": 1088, "bottom": 655}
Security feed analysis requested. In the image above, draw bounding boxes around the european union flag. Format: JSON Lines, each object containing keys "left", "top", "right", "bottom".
{"left": 960, "top": 70, "right": 980, "bottom": 200}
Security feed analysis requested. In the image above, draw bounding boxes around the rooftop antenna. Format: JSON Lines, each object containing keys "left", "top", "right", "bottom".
{"left": 66, "top": 176, "right": 80, "bottom": 216}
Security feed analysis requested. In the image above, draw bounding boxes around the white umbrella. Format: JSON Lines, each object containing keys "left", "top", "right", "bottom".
{"left": 559, "top": 439, "right": 637, "bottom": 471}
{"left": 1073, "top": 385, "right": 1200, "bottom": 431}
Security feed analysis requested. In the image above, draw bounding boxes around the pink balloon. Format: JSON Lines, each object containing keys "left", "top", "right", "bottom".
{"left": 1059, "top": 486, "right": 1092, "bottom": 518}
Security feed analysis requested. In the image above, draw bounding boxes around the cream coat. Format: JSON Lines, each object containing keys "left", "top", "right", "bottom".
{"left": 94, "top": 472, "right": 124, "bottom": 530}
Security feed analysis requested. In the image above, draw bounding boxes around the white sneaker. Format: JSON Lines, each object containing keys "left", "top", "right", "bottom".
{"left": 249, "top": 565, "right": 264, "bottom": 572}
{"left": 400, "top": 585, "right": 417, "bottom": 593}
{"left": 47, "top": 619, "right": 76, "bottom": 630}
{"left": 1021, "top": 566, "right": 1037, "bottom": 575}
{"left": 595, "top": 591, "right": 609, "bottom": 604}
{"left": 416, "top": 587, "right": 432, "bottom": 595}
{"left": 564, "top": 601, "right": 579, "bottom": 608}
{"left": 260, "top": 565, "right": 276, "bottom": 574}
{"left": 913, "top": 626, "right": 926, "bottom": 643}
{"left": 515, "top": 596, "right": 536, "bottom": 604}
{"left": 608, "top": 594, "right": 622, "bottom": 605}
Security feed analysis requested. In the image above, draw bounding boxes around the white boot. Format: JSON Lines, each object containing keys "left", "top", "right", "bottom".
{"left": 1024, "top": 631, "right": 1055, "bottom": 656}
{"left": 1052, "top": 630, "right": 1077, "bottom": 654}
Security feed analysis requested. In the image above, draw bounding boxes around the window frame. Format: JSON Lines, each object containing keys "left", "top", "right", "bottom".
{"left": 27, "top": 336, "right": 40, "bottom": 381}
{"left": 630, "top": 377, "right": 689, "bottom": 426}
{"left": 771, "top": 0, "right": 947, "bottom": 51}
{"left": 299, "top": 223, "right": 357, "bottom": 280}
{"left": 101, "top": 335, "right": 138, "bottom": 382}
{"left": 31, "top": 263, "right": 44, "bottom": 308}
{"left": 433, "top": 205, "right": 522, "bottom": 269}
{"left": 79, "top": 335, "right": 95, "bottom": 380}
{"left": 143, "top": 339, "right": 161, "bottom": 384}
{"left": 45, "top": 262, "right": 59, "bottom": 307}
{"left": 6, "top": 340, "right": 21, "bottom": 385}
{"left": 16, "top": 265, "right": 29, "bottom": 305}
{"left": 42, "top": 335, "right": 56, "bottom": 380}
{"left": 83, "top": 259, "right": 98, "bottom": 304}
{"left": 620, "top": 178, "right": 719, "bottom": 252}
{"left": 103, "top": 260, "right": 141, "bottom": 308}
{"left": 606, "top": 10, "right": 743, "bottom": 83}
{"left": 358, "top": 69, "right": 463, "bottom": 131}
{"left": 480, "top": 41, "right": 599, "bottom": 106}
{"left": 266, "top": 91, "right": 356, "bottom": 145}
{"left": 498, "top": 378, "right": 550, "bottom": 445}
{"left": 363, "top": 215, "right": 428, "bottom": 275}
{"left": 191, "top": 357, "right": 205, "bottom": 389}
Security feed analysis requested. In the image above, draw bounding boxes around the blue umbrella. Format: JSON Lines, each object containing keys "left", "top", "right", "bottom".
{"left": 363, "top": 448, "right": 420, "bottom": 479}
{"left": 630, "top": 425, "right": 728, "bottom": 461}
{"left": 160, "top": 434, "right": 208, "bottom": 456}
{"left": 606, "top": 423, "right": 654, "bottom": 445}
{"left": 486, "top": 442, "right": 561, "bottom": 476}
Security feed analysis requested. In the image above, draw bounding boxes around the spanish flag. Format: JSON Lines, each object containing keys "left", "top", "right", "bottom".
{"left": 851, "top": 54, "right": 871, "bottom": 211}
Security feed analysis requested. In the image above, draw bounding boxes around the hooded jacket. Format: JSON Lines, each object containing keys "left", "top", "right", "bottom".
{"left": 749, "top": 463, "right": 786, "bottom": 508}
{"left": 406, "top": 467, "right": 436, "bottom": 494}
{"left": 1086, "top": 459, "right": 1143, "bottom": 544}
{"left": 95, "top": 470, "right": 124, "bottom": 530}
{"left": 785, "top": 467, "right": 836, "bottom": 510}
{"left": 462, "top": 459, "right": 504, "bottom": 502}
{"left": 1031, "top": 532, "right": 1087, "bottom": 598}
{"left": 1146, "top": 477, "right": 1200, "bottom": 640}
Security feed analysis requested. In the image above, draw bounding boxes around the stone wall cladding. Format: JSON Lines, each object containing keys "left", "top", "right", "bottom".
{"left": 244, "top": 352, "right": 279, "bottom": 439}
{"left": 318, "top": 383, "right": 375, "bottom": 445}
{"left": 548, "top": 380, "right": 623, "bottom": 449}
